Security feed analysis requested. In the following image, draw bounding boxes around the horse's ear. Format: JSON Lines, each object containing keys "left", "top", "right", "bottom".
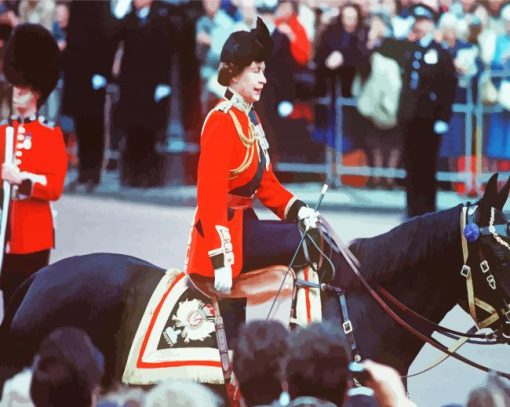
{"left": 480, "top": 173, "right": 499, "bottom": 208}
{"left": 495, "top": 176, "right": 510, "bottom": 210}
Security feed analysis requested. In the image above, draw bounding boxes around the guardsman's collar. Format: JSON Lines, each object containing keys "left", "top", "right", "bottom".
{"left": 10, "top": 114, "right": 37, "bottom": 124}
{"left": 225, "top": 88, "right": 253, "bottom": 113}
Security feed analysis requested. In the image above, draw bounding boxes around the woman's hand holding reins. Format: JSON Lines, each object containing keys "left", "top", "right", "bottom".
{"left": 214, "top": 265, "right": 232, "bottom": 294}
{"left": 298, "top": 206, "right": 320, "bottom": 231}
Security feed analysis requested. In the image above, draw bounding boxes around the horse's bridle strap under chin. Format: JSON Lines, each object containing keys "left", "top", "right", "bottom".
{"left": 460, "top": 205, "right": 500, "bottom": 329}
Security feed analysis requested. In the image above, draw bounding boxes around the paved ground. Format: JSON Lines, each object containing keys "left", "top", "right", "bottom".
{"left": 50, "top": 194, "right": 510, "bottom": 407}
{"left": 65, "top": 169, "right": 469, "bottom": 214}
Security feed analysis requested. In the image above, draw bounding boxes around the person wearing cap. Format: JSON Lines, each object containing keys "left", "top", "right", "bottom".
{"left": 185, "top": 18, "right": 324, "bottom": 294}
{"left": 0, "top": 24, "right": 67, "bottom": 306}
{"left": 397, "top": 3, "right": 456, "bottom": 218}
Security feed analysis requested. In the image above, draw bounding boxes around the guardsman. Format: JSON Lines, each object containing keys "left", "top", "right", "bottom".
{"left": 0, "top": 24, "right": 67, "bottom": 305}
{"left": 397, "top": 3, "right": 457, "bottom": 218}
{"left": 185, "top": 18, "right": 323, "bottom": 294}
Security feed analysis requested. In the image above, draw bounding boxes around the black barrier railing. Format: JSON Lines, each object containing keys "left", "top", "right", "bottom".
{"left": 274, "top": 69, "right": 509, "bottom": 195}
{"left": 475, "top": 69, "right": 510, "bottom": 191}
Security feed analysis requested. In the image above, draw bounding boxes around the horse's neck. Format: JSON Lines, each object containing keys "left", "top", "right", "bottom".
{"left": 347, "top": 206, "right": 465, "bottom": 372}
{"left": 349, "top": 205, "right": 463, "bottom": 291}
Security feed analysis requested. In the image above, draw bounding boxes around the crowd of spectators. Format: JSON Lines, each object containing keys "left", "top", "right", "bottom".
{"left": 1, "top": 322, "right": 509, "bottom": 406}
{"left": 0, "top": 0, "right": 510, "bottom": 191}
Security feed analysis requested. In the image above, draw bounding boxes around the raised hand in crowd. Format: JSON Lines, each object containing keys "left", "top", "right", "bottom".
{"left": 325, "top": 50, "right": 344, "bottom": 70}
{"left": 363, "top": 360, "right": 417, "bottom": 407}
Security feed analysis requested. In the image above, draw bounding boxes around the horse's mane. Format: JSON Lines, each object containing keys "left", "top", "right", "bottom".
{"left": 348, "top": 205, "right": 463, "bottom": 284}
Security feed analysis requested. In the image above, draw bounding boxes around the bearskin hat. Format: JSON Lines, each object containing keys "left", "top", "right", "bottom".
{"left": 219, "top": 17, "right": 273, "bottom": 73}
{"left": 3, "top": 23, "right": 60, "bottom": 106}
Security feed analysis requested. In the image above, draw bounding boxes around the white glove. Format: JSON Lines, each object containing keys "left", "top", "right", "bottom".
{"left": 214, "top": 265, "right": 232, "bottom": 294}
{"left": 298, "top": 206, "right": 320, "bottom": 230}
{"left": 154, "top": 84, "right": 172, "bottom": 103}
{"left": 91, "top": 74, "right": 107, "bottom": 90}
{"left": 433, "top": 120, "right": 449, "bottom": 135}
{"left": 278, "top": 100, "right": 293, "bottom": 117}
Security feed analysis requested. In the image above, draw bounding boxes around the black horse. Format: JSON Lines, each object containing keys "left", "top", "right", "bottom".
{"left": 1, "top": 175, "right": 510, "bottom": 395}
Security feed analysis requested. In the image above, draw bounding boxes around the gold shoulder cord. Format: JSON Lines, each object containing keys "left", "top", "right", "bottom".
{"left": 228, "top": 110, "right": 259, "bottom": 179}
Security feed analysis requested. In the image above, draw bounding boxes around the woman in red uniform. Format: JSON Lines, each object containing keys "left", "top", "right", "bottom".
{"left": 0, "top": 24, "right": 67, "bottom": 305}
{"left": 186, "top": 18, "right": 332, "bottom": 294}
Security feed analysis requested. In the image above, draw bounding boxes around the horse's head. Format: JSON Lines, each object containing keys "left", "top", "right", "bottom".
{"left": 461, "top": 174, "right": 510, "bottom": 342}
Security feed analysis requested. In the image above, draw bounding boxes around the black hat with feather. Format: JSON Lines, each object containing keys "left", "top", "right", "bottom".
{"left": 218, "top": 17, "right": 273, "bottom": 86}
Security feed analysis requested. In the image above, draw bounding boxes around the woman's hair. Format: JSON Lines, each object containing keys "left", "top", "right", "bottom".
{"left": 144, "top": 380, "right": 221, "bottom": 407}
{"left": 218, "top": 61, "right": 246, "bottom": 87}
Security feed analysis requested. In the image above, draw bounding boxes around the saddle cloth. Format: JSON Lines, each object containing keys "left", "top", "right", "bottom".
{"left": 122, "top": 269, "right": 224, "bottom": 385}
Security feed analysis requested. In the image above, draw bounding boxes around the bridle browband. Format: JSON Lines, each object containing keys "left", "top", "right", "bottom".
{"left": 295, "top": 205, "right": 510, "bottom": 380}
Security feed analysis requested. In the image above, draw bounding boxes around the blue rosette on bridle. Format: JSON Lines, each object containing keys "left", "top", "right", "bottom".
{"left": 464, "top": 223, "right": 480, "bottom": 243}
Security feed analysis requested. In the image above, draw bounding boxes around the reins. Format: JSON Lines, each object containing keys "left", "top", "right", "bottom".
{"left": 297, "top": 205, "right": 510, "bottom": 380}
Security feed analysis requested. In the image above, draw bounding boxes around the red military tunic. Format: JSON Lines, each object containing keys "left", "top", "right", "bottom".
{"left": 185, "top": 93, "right": 305, "bottom": 279}
{"left": 0, "top": 116, "right": 68, "bottom": 254}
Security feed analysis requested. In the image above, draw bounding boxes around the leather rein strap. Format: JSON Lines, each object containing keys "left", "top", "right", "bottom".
{"left": 319, "top": 211, "right": 510, "bottom": 380}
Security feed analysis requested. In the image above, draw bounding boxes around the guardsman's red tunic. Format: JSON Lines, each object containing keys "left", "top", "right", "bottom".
{"left": 0, "top": 115, "right": 68, "bottom": 254}
{"left": 185, "top": 94, "right": 305, "bottom": 279}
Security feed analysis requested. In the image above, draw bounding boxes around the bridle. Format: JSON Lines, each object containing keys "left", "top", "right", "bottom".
{"left": 293, "top": 206, "right": 510, "bottom": 380}
{"left": 459, "top": 205, "right": 510, "bottom": 339}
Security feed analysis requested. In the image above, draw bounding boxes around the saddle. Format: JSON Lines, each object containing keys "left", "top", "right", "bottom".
{"left": 187, "top": 266, "right": 296, "bottom": 326}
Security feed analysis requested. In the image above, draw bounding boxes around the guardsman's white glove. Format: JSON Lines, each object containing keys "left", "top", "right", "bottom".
{"left": 154, "top": 84, "right": 172, "bottom": 103}
{"left": 433, "top": 120, "right": 449, "bottom": 135}
{"left": 91, "top": 74, "right": 107, "bottom": 90}
{"left": 298, "top": 206, "right": 320, "bottom": 230}
{"left": 214, "top": 265, "right": 232, "bottom": 294}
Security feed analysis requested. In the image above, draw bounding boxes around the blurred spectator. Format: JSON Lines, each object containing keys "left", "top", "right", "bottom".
{"left": 397, "top": 3, "right": 457, "bottom": 217}
{"left": 467, "top": 372, "right": 510, "bottom": 407}
{"left": 437, "top": 12, "right": 481, "bottom": 179}
{"left": 380, "top": 0, "right": 412, "bottom": 39}
{"left": 285, "top": 321, "right": 350, "bottom": 406}
{"left": 52, "top": 2, "right": 69, "bottom": 51}
{"left": 196, "top": 0, "right": 234, "bottom": 115}
{"left": 313, "top": 2, "right": 368, "bottom": 154}
{"left": 97, "top": 385, "right": 145, "bottom": 407}
{"left": 356, "top": 10, "right": 403, "bottom": 189}
{"left": 144, "top": 380, "right": 221, "bottom": 407}
{"left": 0, "top": 0, "right": 18, "bottom": 118}
{"left": 232, "top": 320, "right": 289, "bottom": 407}
{"left": 276, "top": 0, "right": 311, "bottom": 66}
{"left": 30, "top": 327, "right": 105, "bottom": 407}
{"left": 254, "top": 0, "right": 298, "bottom": 158}
{"left": 484, "top": 0, "right": 506, "bottom": 35}
{"left": 232, "top": 0, "right": 257, "bottom": 30}
{"left": 485, "top": 4, "right": 510, "bottom": 172}
{"left": 18, "top": 0, "right": 55, "bottom": 31}
{"left": 297, "top": 0, "right": 317, "bottom": 43}
{"left": 62, "top": 1, "right": 117, "bottom": 193}
{"left": 114, "top": 0, "right": 175, "bottom": 188}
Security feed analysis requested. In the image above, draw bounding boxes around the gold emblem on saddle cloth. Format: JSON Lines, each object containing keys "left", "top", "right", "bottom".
{"left": 228, "top": 110, "right": 270, "bottom": 179}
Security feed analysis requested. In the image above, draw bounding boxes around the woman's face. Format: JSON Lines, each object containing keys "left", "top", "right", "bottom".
{"left": 231, "top": 61, "right": 267, "bottom": 103}
{"left": 341, "top": 6, "right": 359, "bottom": 33}
{"left": 276, "top": 1, "right": 294, "bottom": 21}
